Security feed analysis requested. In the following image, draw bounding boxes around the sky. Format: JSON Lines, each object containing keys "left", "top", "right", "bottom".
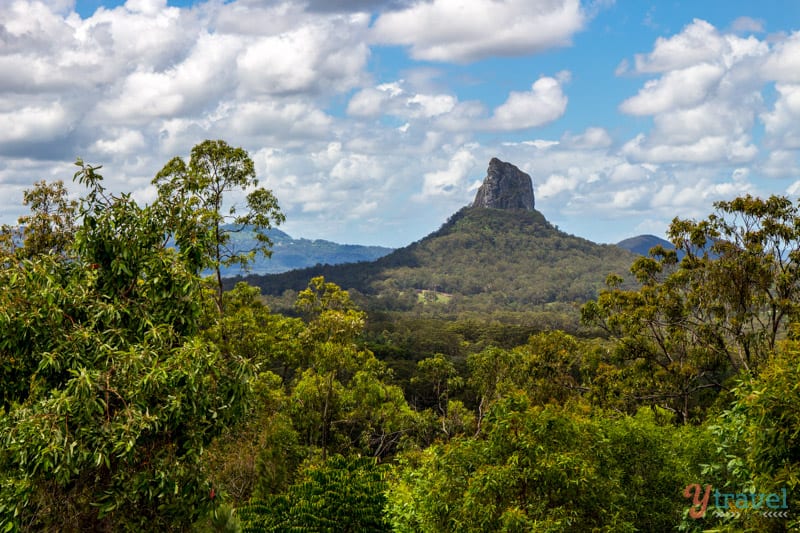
{"left": 2, "top": 0, "right": 800, "bottom": 248}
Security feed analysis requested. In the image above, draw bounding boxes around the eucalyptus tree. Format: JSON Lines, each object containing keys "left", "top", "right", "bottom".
{"left": 0, "top": 179, "right": 78, "bottom": 260}
{"left": 153, "top": 140, "right": 284, "bottom": 312}
{"left": 582, "top": 194, "right": 800, "bottom": 422}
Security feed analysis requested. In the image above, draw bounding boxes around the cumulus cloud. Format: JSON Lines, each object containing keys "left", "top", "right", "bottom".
{"left": 91, "top": 129, "right": 147, "bottom": 155}
{"left": 303, "top": 0, "right": 412, "bottom": 13}
{"left": 237, "top": 15, "right": 370, "bottom": 95}
{"left": 348, "top": 75, "right": 567, "bottom": 133}
{"left": 371, "top": 0, "right": 585, "bottom": 63}
{"left": 416, "top": 148, "right": 477, "bottom": 199}
{"left": 0, "top": 102, "right": 73, "bottom": 144}
{"left": 633, "top": 19, "right": 727, "bottom": 73}
{"left": 761, "top": 32, "right": 800, "bottom": 82}
{"left": 560, "top": 127, "right": 612, "bottom": 149}
{"left": 487, "top": 76, "right": 568, "bottom": 130}
{"left": 761, "top": 84, "right": 800, "bottom": 149}
{"left": 616, "top": 19, "right": 787, "bottom": 168}
{"left": 537, "top": 173, "right": 579, "bottom": 199}
{"left": 758, "top": 149, "right": 800, "bottom": 179}
{"left": 731, "top": 16, "right": 765, "bottom": 34}
{"left": 346, "top": 81, "right": 457, "bottom": 120}
{"left": 619, "top": 63, "right": 725, "bottom": 116}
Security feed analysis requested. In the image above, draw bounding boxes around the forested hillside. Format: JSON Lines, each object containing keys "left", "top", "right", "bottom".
{"left": 1, "top": 143, "right": 797, "bottom": 532}
{"left": 236, "top": 206, "right": 638, "bottom": 314}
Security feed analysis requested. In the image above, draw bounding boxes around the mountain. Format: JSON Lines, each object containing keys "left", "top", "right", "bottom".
{"left": 234, "top": 159, "right": 638, "bottom": 313}
{"left": 219, "top": 227, "right": 393, "bottom": 276}
{"left": 473, "top": 157, "right": 535, "bottom": 210}
{"left": 615, "top": 234, "right": 675, "bottom": 256}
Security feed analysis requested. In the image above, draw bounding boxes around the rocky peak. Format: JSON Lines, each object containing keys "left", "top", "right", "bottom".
{"left": 472, "top": 158, "right": 535, "bottom": 211}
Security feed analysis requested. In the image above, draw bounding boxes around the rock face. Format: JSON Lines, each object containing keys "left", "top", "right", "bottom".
{"left": 472, "top": 158, "right": 535, "bottom": 210}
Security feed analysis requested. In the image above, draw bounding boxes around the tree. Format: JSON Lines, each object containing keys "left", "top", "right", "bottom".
{"left": 238, "top": 455, "right": 390, "bottom": 533}
{"left": 0, "top": 160, "right": 252, "bottom": 531}
{"left": 386, "top": 398, "right": 704, "bottom": 533}
{"left": 582, "top": 195, "right": 800, "bottom": 422}
{"left": 289, "top": 277, "right": 414, "bottom": 460}
{"left": 467, "top": 332, "right": 588, "bottom": 433}
{"left": 153, "top": 140, "right": 284, "bottom": 313}
{"left": 699, "top": 339, "right": 800, "bottom": 532}
{"left": 411, "top": 353, "right": 463, "bottom": 418}
{"left": 0, "top": 179, "right": 78, "bottom": 260}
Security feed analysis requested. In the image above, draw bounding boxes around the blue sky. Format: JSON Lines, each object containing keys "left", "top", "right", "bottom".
{"left": 2, "top": 1, "right": 800, "bottom": 248}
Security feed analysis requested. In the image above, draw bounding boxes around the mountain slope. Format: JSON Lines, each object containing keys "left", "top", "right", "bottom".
{"left": 237, "top": 207, "right": 638, "bottom": 311}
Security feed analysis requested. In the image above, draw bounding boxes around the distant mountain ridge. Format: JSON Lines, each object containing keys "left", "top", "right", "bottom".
{"left": 220, "top": 227, "right": 393, "bottom": 276}
{"left": 615, "top": 234, "right": 675, "bottom": 256}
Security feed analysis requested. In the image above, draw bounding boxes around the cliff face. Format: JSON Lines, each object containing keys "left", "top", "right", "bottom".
{"left": 472, "top": 158, "right": 534, "bottom": 210}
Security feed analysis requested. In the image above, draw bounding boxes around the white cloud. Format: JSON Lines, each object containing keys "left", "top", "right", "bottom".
{"left": 406, "top": 93, "right": 457, "bottom": 118}
{"left": 622, "top": 133, "right": 757, "bottom": 164}
{"left": 1, "top": 3, "right": 800, "bottom": 250}
{"left": 609, "top": 162, "right": 649, "bottom": 183}
{"left": 537, "top": 173, "right": 579, "bottom": 199}
{"left": 487, "top": 76, "right": 568, "bottom": 131}
{"left": 91, "top": 129, "right": 147, "bottom": 155}
{"left": 761, "top": 84, "right": 800, "bottom": 149}
{"left": 237, "top": 15, "right": 370, "bottom": 95}
{"left": 346, "top": 81, "right": 456, "bottom": 120}
{"left": 731, "top": 16, "right": 765, "bottom": 34}
{"left": 761, "top": 32, "right": 800, "bottom": 83}
{"left": 0, "top": 102, "right": 72, "bottom": 144}
{"left": 371, "top": 0, "right": 585, "bottom": 63}
{"left": 612, "top": 186, "right": 648, "bottom": 209}
{"left": 617, "top": 19, "right": 776, "bottom": 168}
{"left": 227, "top": 100, "right": 333, "bottom": 139}
{"left": 633, "top": 19, "right": 726, "bottom": 73}
{"left": 619, "top": 63, "right": 724, "bottom": 115}
{"left": 758, "top": 149, "right": 800, "bottom": 179}
{"left": 560, "top": 127, "right": 612, "bottom": 149}
{"left": 347, "top": 87, "right": 393, "bottom": 117}
{"left": 348, "top": 75, "right": 567, "bottom": 133}
{"left": 417, "top": 148, "right": 476, "bottom": 199}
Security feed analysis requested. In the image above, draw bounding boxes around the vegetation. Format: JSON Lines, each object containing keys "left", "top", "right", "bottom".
{"left": 153, "top": 139, "right": 284, "bottom": 313}
{"left": 235, "top": 206, "right": 638, "bottom": 315}
{"left": 1, "top": 145, "right": 798, "bottom": 532}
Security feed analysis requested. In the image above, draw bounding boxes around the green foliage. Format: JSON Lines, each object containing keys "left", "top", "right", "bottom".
{"left": 411, "top": 353, "right": 463, "bottom": 417}
{"left": 238, "top": 455, "right": 389, "bottom": 533}
{"left": 288, "top": 277, "right": 415, "bottom": 459}
{"left": 154, "top": 139, "right": 284, "bottom": 312}
{"left": 201, "top": 375, "right": 296, "bottom": 507}
{"left": 387, "top": 398, "right": 701, "bottom": 532}
{"left": 0, "top": 159, "right": 253, "bottom": 531}
{"left": 0, "top": 179, "right": 78, "bottom": 260}
{"left": 583, "top": 194, "right": 800, "bottom": 422}
{"left": 7, "top": 164, "right": 800, "bottom": 533}
{"left": 467, "top": 332, "right": 591, "bottom": 432}
{"left": 695, "top": 339, "right": 800, "bottom": 531}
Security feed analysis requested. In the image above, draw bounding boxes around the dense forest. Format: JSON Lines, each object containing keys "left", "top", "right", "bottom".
{"left": 0, "top": 141, "right": 798, "bottom": 532}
